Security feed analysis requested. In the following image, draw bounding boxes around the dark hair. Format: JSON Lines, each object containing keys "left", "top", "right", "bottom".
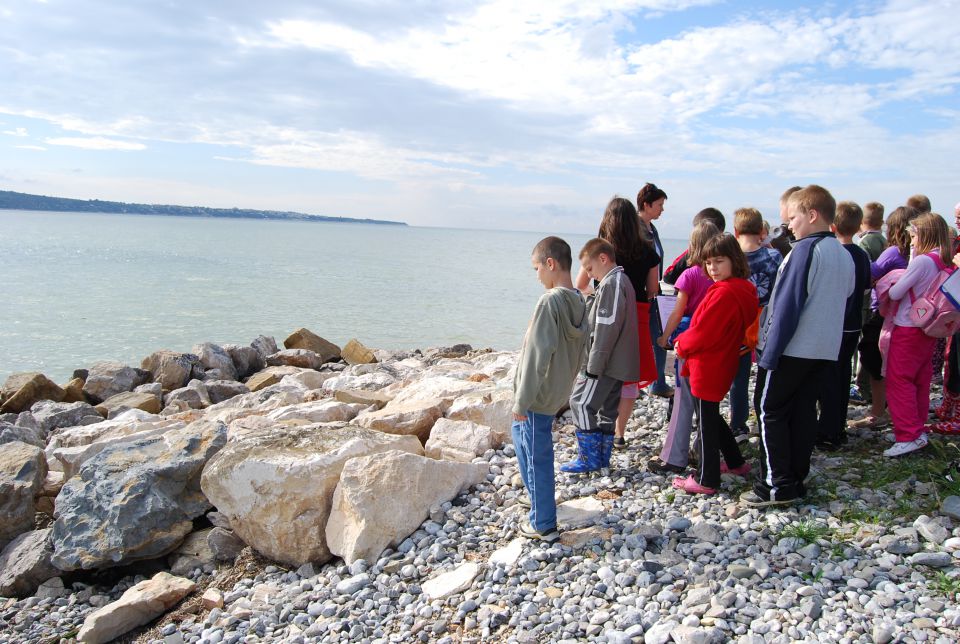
{"left": 700, "top": 234, "right": 750, "bottom": 279}
{"left": 733, "top": 208, "right": 763, "bottom": 235}
{"left": 532, "top": 236, "right": 573, "bottom": 271}
{"left": 834, "top": 201, "right": 864, "bottom": 237}
{"left": 693, "top": 207, "right": 725, "bottom": 232}
{"left": 907, "top": 194, "right": 931, "bottom": 214}
{"left": 788, "top": 184, "right": 837, "bottom": 224}
{"left": 886, "top": 206, "right": 920, "bottom": 259}
{"left": 579, "top": 238, "right": 617, "bottom": 263}
{"left": 598, "top": 196, "right": 649, "bottom": 263}
{"left": 780, "top": 186, "right": 802, "bottom": 203}
{"left": 636, "top": 182, "right": 668, "bottom": 210}
{"left": 863, "top": 202, "right": 884, "bottom": 227}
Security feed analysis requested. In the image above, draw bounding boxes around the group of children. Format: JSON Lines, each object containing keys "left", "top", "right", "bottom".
{"left": 511, "top": 184, "right": 960, "bottom": 542}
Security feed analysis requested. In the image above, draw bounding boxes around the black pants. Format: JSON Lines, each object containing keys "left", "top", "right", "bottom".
{"left": 947, "top": 333, "right": 960, "bottom": 395}
{"left": 753, "top": 356, "right": 828, "bottom": 501}
{"left": 817, "top": 331, "right": 860, "bottom": 444}
{"left": 858, "top": 310, "right": 884, "bottom": 380}
{"left": 569, "top": 373, "right": 622, "bottom": 435}
{"left": 694, "top": 398, "right": 745, "bottom": 489}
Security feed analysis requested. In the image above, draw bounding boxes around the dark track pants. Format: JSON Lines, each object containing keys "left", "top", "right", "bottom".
{"left": 569, "top": 373, "right": 622, "bottom": 435}
{"left": 817, "top": 331, "right": 860, "bottom": 444}
{"left": 695, "top": 398, "right": 746, "bottom": 489}
{"left": 753, "top": 356, "right": 828, "bottom": 501}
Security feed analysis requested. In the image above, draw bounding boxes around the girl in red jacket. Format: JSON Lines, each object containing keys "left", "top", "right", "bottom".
{"left": 672, "top": 234, "right": 759, "bottom": 495}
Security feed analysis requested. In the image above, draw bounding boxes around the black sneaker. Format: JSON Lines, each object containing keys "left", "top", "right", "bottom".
{"left": 739, "top": 490, "right": 797, "bottom": 508}
{"left": 613, "top": 436, "right": 627, "bottom": 449}
{"left": 647, "top": 457, "right": 685, "bottom": 474}
{"left": 518, "top": 520, "right": 560, "bottom": 542}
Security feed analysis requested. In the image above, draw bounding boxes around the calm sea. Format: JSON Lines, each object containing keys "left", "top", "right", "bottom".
{"left": 0, "top": 210, "right": 686, "bottom": 383}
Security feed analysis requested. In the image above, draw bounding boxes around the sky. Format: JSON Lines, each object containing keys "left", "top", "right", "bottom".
{"left": 1, "top": 0, "right": 958, "bottom": 237}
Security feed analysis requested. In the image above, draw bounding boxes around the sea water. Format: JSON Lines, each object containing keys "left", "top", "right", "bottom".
{"left": 0, "top": 210, "right": 686, "bottom": 383}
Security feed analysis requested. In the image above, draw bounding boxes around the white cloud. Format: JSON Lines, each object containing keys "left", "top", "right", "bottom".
{"left": 44, "top": 136, "right": 146, "bottom": 151}
{"left": 3, "top": 126, "right": 27, "bottom": 136}
{"left": 15, "top": 144, "right": 45, "bottom": 150}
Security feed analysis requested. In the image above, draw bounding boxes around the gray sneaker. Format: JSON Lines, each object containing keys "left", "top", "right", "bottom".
{"left": 518, "top": 520, "right": 560, "bottom": 543}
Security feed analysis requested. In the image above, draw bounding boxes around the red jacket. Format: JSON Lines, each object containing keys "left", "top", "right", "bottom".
{"left": 674, "top": 277, "right": 758, "bottom": 402}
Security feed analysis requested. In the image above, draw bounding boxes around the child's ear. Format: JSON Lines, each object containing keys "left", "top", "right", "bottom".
{"left": 830, "top": 223, "right": 838, "bottom": 233}
{"left": 545, "top": 257, "right": 557, "bottom": 271}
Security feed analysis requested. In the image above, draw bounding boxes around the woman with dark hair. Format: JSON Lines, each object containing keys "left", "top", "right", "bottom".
{"left": 576, "top": 196, "right": 660, "bottom": 450}
{"left": 637, "top": 182, "right": 673, "bottom": 398}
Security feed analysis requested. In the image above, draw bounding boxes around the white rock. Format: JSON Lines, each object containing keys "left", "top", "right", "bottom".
{"left": 76, "top": 572, "right": 195, "bottom": 643}
{"left": 266, "top": 400, "right": 364, "bottom": 424}
{"left": 489, "top": 538, "right": 524, "bottom": 568}
{"left": 354, "top": 399, "right": 444, "bottom": 443}
{"left": 424, "top": 418, "right": 493, "bottom": 462}
{"left": 445, "top": 389, "right": 513, "bottom": 446}
{"left": 387, "top": 376, "right": 486, "bottom": 410}
{"left": 280, "top": 371, "right": 335, "bottom": 391}
{"left": 421, "top": 562, "right": 480, "bottom": 600}
{"left": 325, "top": 450, "right": 488, "bottom": 564}
{"left": 321, "top": 372, "right": 396, "bottom": 393}
{"left": 52, "top": 426, "right": 169, "bottom": 480}
{"left": 200, "top": 424, "right": 423, "bottom": 566}
{"left": 557, "top": 497, "right": 605, "bottom": 529}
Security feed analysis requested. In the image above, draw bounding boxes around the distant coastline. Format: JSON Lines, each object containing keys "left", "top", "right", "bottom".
{"left": 0, "top": 189, "right": 407, "bottom": 226}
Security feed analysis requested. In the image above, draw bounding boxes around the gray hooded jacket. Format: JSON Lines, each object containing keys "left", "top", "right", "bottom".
{"left": 584, "top": 266, "right": 640, "bottom": 382}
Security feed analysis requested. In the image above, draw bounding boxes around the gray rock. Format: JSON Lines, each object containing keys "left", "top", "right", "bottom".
{"left": 908, "top": 551, "right": 953, "bottom": 568}
{"left": 914, "top": 516, "right": 950, "bottom": 544}
{"left": 204, "top": 380, "right": 249, "bottom": 404}
{"left": 0, "top": 528, "right": 58, "bottom": 598}
{"left": 134, "top": 382, "right": 164, "bottom": 398}
{"left": 192, "top": 343, "right": 239, "bottom": 381}
{"left": 250, "top": 336, "right": 279, "bottom": 362}
{"left": 942, "top": 495, "right": 960, "bottom": 521}
{"left": 335, "top": 573, "right": 371, "bottom": 595}
{"left": 267, "top": 349, "right": 324, "bottom": 371}
{"left": 0, "top": 420, "right": 44, "bottom": 448}
{"left": 164, "top": 385, "right": 206, "bottom": 410}
{"left": 0, "top": 372, "right": 64, "bottom": 414}
{"left": 645, "top": 620, "right": 679, "bottom": 644}
{"left": 27, "top": 400, "right": 103, "bottom": 433}
{"left": 800, "top": 595, "right": 823, "bottom": 620}
{"left": 82, "top": 362, "right": 151, "bottom": 404}
{"left": 50, "top": 419, "right": 227, "bottom": 571}
{"left": 223, "top": 345, "right": 265, "bottom": 380}
{"left": 688, "top": 522, "right": 722, "bottom": 544}
{"left": 34, "top": 575, "right": 65, "bottom": 599}
{"left": 878, "top": 534, "right": 920, "bottom": 555}
{"left": 872, "top": 623, "right": 895, "bottom": 644}
{"left": 207, "top": 527, "right": 246, "bottom": 562}
{"left": 0, "top": 441, "right": 46, "bottom": 544}
{"left": 141, "top": 351, "right": 200, "bottom": 391}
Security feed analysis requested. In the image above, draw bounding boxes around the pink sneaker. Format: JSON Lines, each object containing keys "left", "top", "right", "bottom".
{"left": 720, "top": 461, "right": 752, "bottom": 477}
{"left": 672, "top": 475, "right": 717, "bottom": 495}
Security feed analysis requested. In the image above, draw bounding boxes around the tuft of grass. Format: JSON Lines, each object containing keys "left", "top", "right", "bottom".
{"left": 927, "top": 571, "right": 960, "bottom": 601}
{"left": 780, "top": 519, "right": 833, "bottom": 544}
{"left": 664, "top": 491, "right": 676, "bottom": 504}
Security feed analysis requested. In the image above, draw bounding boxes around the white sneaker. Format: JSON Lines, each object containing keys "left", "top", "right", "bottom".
{"left": 883, "top": 435, "right": 928, "bottom": 457}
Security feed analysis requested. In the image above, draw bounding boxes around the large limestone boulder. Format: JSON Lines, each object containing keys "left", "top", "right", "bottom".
{"left": 446, "top": 388, "right": 513, "bottom": 446}
{"left": 0, "top": 528, "right": 58, "bottom": 598}
{"left": 245, "top": 371, "right": 281, "bottom": 392}
{"left": 192, "top": 343, "right": 238, "bottom": 382}
{"left": 334, "top": 389, "right": 392, "bottom": 409}
{"left": 219, "top": 344, "right": 262, "bottom": 381}
{"left": 51, "top": 424, "right": 171, "bottom": 480}
{"left": 284, "top": 328, "right": 341, "bottom": 363}
{"left": 341, "top": 339, "right": 377, "bottom": 365}
{"left": 0, "top": 420, "right": 45, "bottom": 448}
{"left": 265, "top": 400, "right": 365, "bottom": 424}
{"left": 321, "top": 371, "right": 396, "bottom": 393}
{"left": 27, "top": 400, "right": 103, "bottom": 434}
{"left": 51, "top": 420, "right": 227, "bottom": 571}
{"left": 354, "top": 399, "right": 444, "bottom": 443}
{"left": 82, "top": 362, "right": 151, "bottom": 405}
{"left": 280, "top": 370, "right": 335, "bottom": 391}
{"left": 76, "top": 571, "right": 195, "bottom": 644}
{"left": 386, "top": 376, "right": 486, "bottom": 410}
{"left": 45, "top": 409, "right": 177, "bottom": 452}
{"left": 267, "top": 349, "right": 323, "bottom": 370}
{"left": 200, "top": 424, "right": 423, "bottom": 566}
{"left": 0, "top": 372, "right": 64, "bottom": 413}
{"left": 326, "top": 450, "right": 488, "bottom": 564}
{"left": 140, "top": 350, "right": 199, "bottom": 391}
{"left": 95, "top": 391, "right": 162, "bottom": 418}
{"left": 424, "top": 418, "right": 493, "bottom": 462}
{"left": 0, "top": 441, "right": 47, "bottom": 545}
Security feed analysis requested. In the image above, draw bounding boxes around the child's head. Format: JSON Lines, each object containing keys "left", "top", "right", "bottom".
{"left": 693, "top": 207, "right": 725, "bottom": 232}
{"left": 578, "top": 238, "right": 617, "bottom": 282}
{"left": 910, "top": 212, "right": 951, "bottom": 265}
{"left": 700, "top": 233, "right": 750, "bottom": 282}
{"left": 598, "top": 196, "right": 647, "bottom": 262}
{"left": 531, "top": 236, "right": 573, "bottom": 289}
{"left": 863, "top": 202, "right": 884, "bottom": 229}
{"left": 686, "top": 221, "right": 720, "bottom": 266}
{"left": 778, "top": 186, "right": 803, "bottom": 223}
{"left": 636, "top": 183, "right": 668, "bottom": 221}
{"left": 886, "top": 206, "right": 920, "bottom": 258}
{"left": 785, "top": 185, "right": 836, "bottom": 238}
{"left": 833, "top": 201, "right": 863, "bottom": 239}
{"left": 733, "top": 207, "right": 763, "bottom": 236}
{"left": 906, "top": 194, "right": 932, "bottom": 214}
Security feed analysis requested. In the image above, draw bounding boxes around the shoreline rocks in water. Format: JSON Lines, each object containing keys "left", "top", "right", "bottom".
{"left": 0, "top": 328, "right": 958, "bottom": 643}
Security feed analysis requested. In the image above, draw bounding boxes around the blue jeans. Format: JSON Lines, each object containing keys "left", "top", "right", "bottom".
{"left": 511, "top": 411, "right": 557, "bottom": 532}
{"left": 729, "top": 352, "right": 752, "bottom": 431}
{"left": 650, "top": 309, "right": 669, "bottom": 392}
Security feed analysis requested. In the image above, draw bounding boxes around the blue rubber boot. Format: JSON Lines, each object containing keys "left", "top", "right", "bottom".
{"left": 600, "top": 433, "right": 615, "bottom": 471}
{"left": 560, "top": 431, "right": 602, "bottom": 473}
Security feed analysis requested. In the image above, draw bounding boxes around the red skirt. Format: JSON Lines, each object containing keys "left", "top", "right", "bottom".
{"left": 627, "top": 301, "right": 657, "bottom": 390}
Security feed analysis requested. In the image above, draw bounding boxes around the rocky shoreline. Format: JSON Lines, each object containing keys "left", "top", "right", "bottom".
{"left": 1, "top": 328, "right": 959, "bottom": 643}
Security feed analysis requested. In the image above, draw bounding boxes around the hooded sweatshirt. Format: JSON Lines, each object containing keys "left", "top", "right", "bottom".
{"left": 512, "top": 287, "right": 589, "bottom": 415}
{"left": 674, "top": 277, "right": 759, "bottom": 402}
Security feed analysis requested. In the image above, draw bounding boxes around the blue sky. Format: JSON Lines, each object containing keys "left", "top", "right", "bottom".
{"left": 1, "top": 0, "right": 958, "bottom": 237}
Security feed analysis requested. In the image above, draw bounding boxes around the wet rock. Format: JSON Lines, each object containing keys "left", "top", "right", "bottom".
{"left": 51, "top": 420, "right": 227, "bottom": 571}
{"left": 284, "top": 328, "right": 341, "bottom": 363}
{"left": 200, "top": 423, "right": 423, "bottom": 566}
{"left": 0, "top": 372, "right": 64, "bottom": 413}
{"left": 82, "top": 362, "right": 150, "bottom": 405}
{"left": 325, "top": 449, "right": 488, "bottom": 563}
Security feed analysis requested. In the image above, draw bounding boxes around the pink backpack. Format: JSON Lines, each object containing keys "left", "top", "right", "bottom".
{"left": 876, "top": 252, "right": 960, "bottom": 338}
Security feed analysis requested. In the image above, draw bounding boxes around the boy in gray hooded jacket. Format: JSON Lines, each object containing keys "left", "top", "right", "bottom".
{"left": 512, "top": 236, "right": 589, "bottom": 541}
{"left": 563, "top": 238, "right": 640, "bottom": 474}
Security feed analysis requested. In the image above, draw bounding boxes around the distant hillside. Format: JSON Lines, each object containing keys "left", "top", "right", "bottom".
{"left": 0, "top": 189, "right": 407, "bottom": 226}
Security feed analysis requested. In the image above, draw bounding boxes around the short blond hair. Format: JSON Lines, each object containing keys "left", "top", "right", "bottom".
{"left": 788, "top": 185, "right": 837, "bottom": 224}
{"left": 579, "top": 238, "right": 616, "bottom": 263}
{"left": 733, "top": 208, "right": 763, "bottom": 235}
